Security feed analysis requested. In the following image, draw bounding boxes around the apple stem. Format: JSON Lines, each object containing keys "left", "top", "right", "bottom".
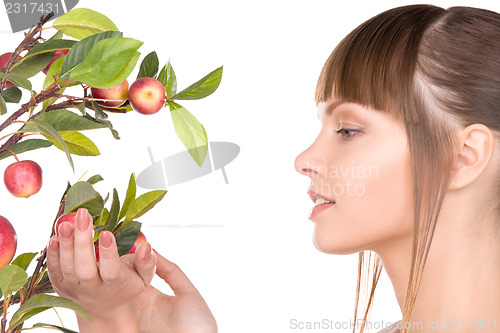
{"left": 5, "top": 149, "right": 19, "bottom": 162}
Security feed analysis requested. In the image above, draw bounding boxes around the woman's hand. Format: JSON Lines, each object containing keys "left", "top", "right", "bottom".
{"left": 134, "top": 251, "right": 218, "bottom": 333}
{"left": 47, "top": 208, "right": 157, "bottom": 333}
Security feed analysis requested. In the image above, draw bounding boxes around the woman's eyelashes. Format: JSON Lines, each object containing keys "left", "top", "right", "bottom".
{"left": 334, "top": 126, "right": 362, "bottom": 140}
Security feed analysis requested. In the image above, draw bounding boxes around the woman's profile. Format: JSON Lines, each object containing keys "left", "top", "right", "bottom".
{"left": 46, "top": 4, "right": 500, "bottom": 332}
{"left": 295, "top": 4, "right": 500, "bottom": 333}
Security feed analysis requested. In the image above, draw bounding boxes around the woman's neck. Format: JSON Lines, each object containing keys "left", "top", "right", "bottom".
{"left": 376, "top": 191, "right": 500, "bottom": 332}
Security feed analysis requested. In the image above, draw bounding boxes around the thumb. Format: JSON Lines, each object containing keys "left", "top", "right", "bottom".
{"left": 133, "top": 241, "right": 157, "bottom": 286}
{"left": 154, "top": 249, "right": 199, "bottom": 295}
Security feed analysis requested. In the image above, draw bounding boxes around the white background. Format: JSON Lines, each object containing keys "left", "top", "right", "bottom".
{"left": 1, "top": 0, "right": 499, "bottom": 332}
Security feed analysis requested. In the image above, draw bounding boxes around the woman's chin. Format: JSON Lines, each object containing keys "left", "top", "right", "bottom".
{"left": 312, "top": 234, "right": 362, "bottom": 255}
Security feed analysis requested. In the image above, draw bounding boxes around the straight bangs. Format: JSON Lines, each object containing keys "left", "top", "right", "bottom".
{"left": 315, "top": 5, "right": 446, "bottom": 122}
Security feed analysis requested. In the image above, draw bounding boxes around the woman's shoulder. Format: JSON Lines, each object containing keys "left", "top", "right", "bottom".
{"left": 377, "top": 321, "right": 401, "bottom": 333}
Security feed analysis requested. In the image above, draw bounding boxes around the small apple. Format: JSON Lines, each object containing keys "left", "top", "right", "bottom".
{"left": 128, "top": 77, "right": 166, "bottom": 115}
{"left": 91, "top": 80, "right": 129, "bottom": 108}
{"left": 4, "top": 160, "right": 42, "bottom": 198}
{"left": 42, "top": 49, "right": 69, "bottom": 75}
{"left": 128, "top": 232, "right": 147, "bottom": 254}
{"left": 0, "top": 52, "right": 20, "bottom": 88}
{"left": 54, "top": 212, "right": 77, "bottom": 236}
{"left": 0, "top": 216, "right": 17, "bottom": 269}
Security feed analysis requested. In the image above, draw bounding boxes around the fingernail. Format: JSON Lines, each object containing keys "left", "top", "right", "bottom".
{"left": 59, "top": 222, "right": 73, "bottom": 239}
{"left": 76, "top": 208, "right": 90, "bottom": 231}
{"left": 48, "top": 237, "right": 59, "bottom": 250}
{"left": 99, "top": 231, "right": 113, "bottom": 249}
{"left": 143, "top": 242, "right": 153, "bottom": 261}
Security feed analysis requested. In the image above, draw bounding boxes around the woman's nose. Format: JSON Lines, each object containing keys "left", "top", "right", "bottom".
{"left": 294, "top": 141, "right": 323, "bottom": 178}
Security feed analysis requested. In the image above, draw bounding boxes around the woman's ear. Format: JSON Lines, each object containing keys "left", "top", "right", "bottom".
{"left": 448, "top": 124, "right": 496, "bottom": 190}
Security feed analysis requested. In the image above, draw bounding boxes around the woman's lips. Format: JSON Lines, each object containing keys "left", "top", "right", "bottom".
{"left": 309, "top": 202, "right": 335, "bottom": 219}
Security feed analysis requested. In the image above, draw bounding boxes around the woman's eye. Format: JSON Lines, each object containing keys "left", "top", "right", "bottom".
{"left": 334, "top": 128, "right": 361, "bottom": 139}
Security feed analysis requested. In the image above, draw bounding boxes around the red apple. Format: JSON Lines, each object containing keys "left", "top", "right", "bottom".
{"left": 0, "top": 52, "right": 20, "bottom": 88}
{"left": 91, "top": 80, "right": 129, "bottom": 108}
{"left": 0, "top": 216, "right": 17, "bottom": 269}
{"left": 42, "top": 49, "right": 69, "bottom": 75}
{"left": 54, "top": 212, "right": 77, "bottom": 236}
{"left": 4, "top": 160, "right": 42, "bottom": 198}
{"left": 128, "top": 232, "right": 147, "bottom": 254}
{"left": 128, "top": 77, "right": 166, "bottom": 115}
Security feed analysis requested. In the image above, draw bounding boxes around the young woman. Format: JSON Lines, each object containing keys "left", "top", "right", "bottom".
{"left": 294, "top": 4, "right": 500, "bottom": 333}
{"left": 47, "top": 4, "right": 500, "bottom": 333}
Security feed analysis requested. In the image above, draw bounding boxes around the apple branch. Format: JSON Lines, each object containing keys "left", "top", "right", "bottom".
{"left": 0, "top": 13, "right": 54, "bottom": 91}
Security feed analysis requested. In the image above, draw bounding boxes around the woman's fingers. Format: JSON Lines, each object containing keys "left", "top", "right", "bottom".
{"left": 57, "top": 221, "right": 77, "bottom": 281}
{"left": 154, "top": 250, "right": 198, "bottom": 295}
{"left": 133, "top": 241, "right": 156, "bottom": 286}
{"left": 73, "top": 208, "right": 100, "bottom": 285}
{"left": 98, "top": 231, "right": 123, "bottom": 282}
{"left": 46, "top": 236, "right": 63, "bottom": 284}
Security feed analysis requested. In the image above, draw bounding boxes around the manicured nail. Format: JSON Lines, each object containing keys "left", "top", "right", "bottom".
{"left": 76, "top": 208, "right": 90, "bottom": 231}
{"left": 48, "top": 237, "right": 59, "bottom": 250}
{"left": 59, "top": 222, "right": 73, "bottom": 239}
{"left": 143, "top": 242, "right": 153, "bottom": 260}
{"left": 100, "top": 231, "right": 113, "bottom": 249}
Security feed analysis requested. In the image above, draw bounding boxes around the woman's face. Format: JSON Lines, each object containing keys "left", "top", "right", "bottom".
{"left": 295, "top": 99, "right": 414, "bottom": 254}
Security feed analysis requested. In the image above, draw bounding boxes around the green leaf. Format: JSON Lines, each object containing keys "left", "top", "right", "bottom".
{"left": 49, "top": 30, "right": 65, "bottom": 41}
{"left": 172, "top": 66, "right": 223, "bottom": 100}
{"left": 87, "top": 174, "right": 104, "bottom": 185}
{"left": 21, "top": 119, "right": 74, "bottom": 170}
{"left": 23, "top": 39, "right": 75, "bottom": 60}
{"left": 169, "top": 101, "right": 208, "bottom": 166}
{"left": 0, "top": 93, "right": 6, "bottom": 115}
{"left": 106, "top": 188, "right": 120, "bottom": 231}
{"left": 11, "top": 253, "right": 37, "bottom": 271}
{"left": 10, "top": 52, "right": 53, "bottom": 78}
{"left": 64, "top": 181, "right": 102, "bottom": 215}
{"left": 9, "top": 294, "right": 89, "bottom": 329}
{"left": 0, "top": 73, "right": 31, "bottom": 90}
{"left": 0, "top": 265, "right": 28, "bottom": 298}
{"left": 43, "top": 55, "right": 66, "bottom": 90}
{"left": 0, "top": 139, "right": 53, "bottom": 160}
{"left": 32, "top": 323, "right": 78, "bottom": 333}
{"left": 119, "top": 173, "right": 136, "bottom": 220}
{"left": 69, "top": 37, "right": 143, "bottom": 88}
{"left": 137, "top": 51, "right": 159, "bottom": 79}
{"left": 124, "top": 190, "right": 167, "bottom": 224}
{"left": 86, "top": 103, "right": 120, "bottom": 139}
{"left": 25, "top": 109, "right": 107, "bottom": 132}
{"left": 60, "top": 30, "right": 123, "bottom": 79}
{"left": 45, "top": 131, "right": 100, "bottom": 156}
{"left": 53, "top": 8, "right": 119, "bottom": 40}
{"left": 1, "top": 87, "right": 22, "bottom": 103}
{"left": 115, "top": 221, "right": 141, "bottom": 256}
{"left": 159, "top": 60, "right": 177, "bottom": 97}
{"left": 97, "top": 51, "right": 139, "bottom": 89}
{"left": 41, "top": 56, "right": 66, "bottom": 111}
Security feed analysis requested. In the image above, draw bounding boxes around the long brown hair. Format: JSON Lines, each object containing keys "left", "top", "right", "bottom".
{"left": 315, "top": 5, "right": 500, "bottom": 333}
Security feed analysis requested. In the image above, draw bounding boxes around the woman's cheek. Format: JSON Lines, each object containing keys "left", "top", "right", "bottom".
{"left": 312, "top": 148, "right": 413, "bottom": 253}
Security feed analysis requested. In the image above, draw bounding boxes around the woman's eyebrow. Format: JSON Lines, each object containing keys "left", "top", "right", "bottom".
{"left": 317, "top": 101, "right": 347, "bottom": 119}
